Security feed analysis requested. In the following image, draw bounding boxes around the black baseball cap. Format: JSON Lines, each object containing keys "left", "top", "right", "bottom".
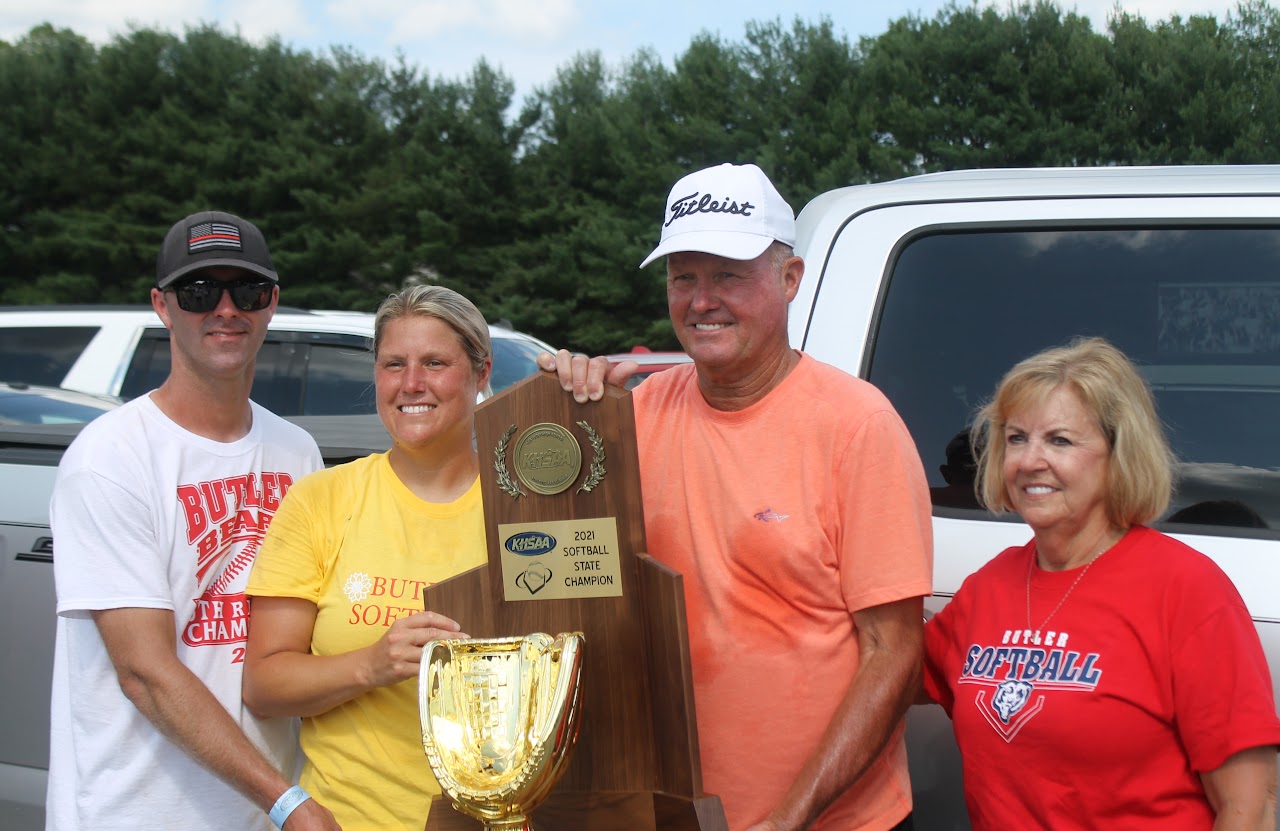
{"left": 156, "top": 210, "right": 279, "bottom": 288}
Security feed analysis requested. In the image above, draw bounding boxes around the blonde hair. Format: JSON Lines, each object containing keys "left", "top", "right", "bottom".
{"left": 972, "top": 337, "right": 1174, "bottom": 527}
{"left": 374, "top": 285, "right": 492, "bottom": 390}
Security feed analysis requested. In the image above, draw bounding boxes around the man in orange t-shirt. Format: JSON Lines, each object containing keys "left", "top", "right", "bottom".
{"left": 542, "top": 163, "right": 933, "bottom": 830}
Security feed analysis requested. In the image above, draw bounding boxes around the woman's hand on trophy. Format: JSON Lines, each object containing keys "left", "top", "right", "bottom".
{"left": 536, "top": 348, "right": 636, "bottom": 403}
{"left": 363, "top": 611, "right": 466, "bottom": 689}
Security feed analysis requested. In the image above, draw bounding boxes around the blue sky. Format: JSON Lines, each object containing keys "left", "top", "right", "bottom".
{"left": 2, "top": 0, "right": 1248, "bottom": 103}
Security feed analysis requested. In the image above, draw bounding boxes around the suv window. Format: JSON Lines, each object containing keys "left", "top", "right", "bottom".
{"left": 867, "top": 226, "right": 1280, "bottom": 534}
{"left": 0, "top": 327, "right": 99, "bottom": 387}
{"left": 490, "top": 336, "right": 544, "bottom": 393}
{"left": 120, "top": 329, "right": 376, "bottom": 416}
{"left": 303, "top": 343, "right": 376, "bottom": 415}
{"left": 119, "top": 333, "right": 169, "bottom": 400}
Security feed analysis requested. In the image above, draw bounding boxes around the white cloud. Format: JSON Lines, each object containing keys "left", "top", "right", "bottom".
{"left": 316, "top": 0, "right": 584, "bottom": 91}
{"left": 0, "top": 0, "right": 211, "bottom": 42}
{"left": 492, "top": 0, "right": 579, "bottom": 39}
{"left": 374, "top": 0, "right": 579, "bottom": 44}
{"left": 0, "top": 0, "right": 317, "bottom": 46}
{"left": 226, "top": 0, "right": 316, "bottom": 44}
{"left": 393, "top": 3, "right": 481, "bottom": 40}
{"left": 1010, "top": 0, "right": 1240, "bottom": 27}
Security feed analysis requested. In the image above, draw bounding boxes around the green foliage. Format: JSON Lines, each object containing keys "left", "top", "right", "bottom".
{"left": 864, "top": 1, "right": 1117, "bottom": 170}
{"left": 1105, "top": 1, "right": 1280, "bottom": 162}
{"left": 3, "top": 4, "right": 1280, "bottom": 349}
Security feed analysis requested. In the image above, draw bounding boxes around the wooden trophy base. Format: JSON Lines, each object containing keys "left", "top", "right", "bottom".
{"left": 421, "top": 373, "right": 727, "bottom": 831}
{"left": 424, "top": 790, "right": 728, "bottom": 831}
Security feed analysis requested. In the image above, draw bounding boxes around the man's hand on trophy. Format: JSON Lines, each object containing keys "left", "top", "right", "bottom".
{"left": 363, "top": 611, "right": 466, "bottom": 688}
{"left": 536, "top": 348, "right": 637, "bottom": 403}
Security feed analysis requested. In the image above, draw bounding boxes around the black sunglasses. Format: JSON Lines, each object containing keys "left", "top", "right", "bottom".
{"left": 167, "top": 276, "right": 275, "bottom": 313}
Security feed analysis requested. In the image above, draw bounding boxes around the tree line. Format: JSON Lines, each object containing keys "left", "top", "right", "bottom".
{"left": 2, "top": 0, "right": 1278, "bottom": 352}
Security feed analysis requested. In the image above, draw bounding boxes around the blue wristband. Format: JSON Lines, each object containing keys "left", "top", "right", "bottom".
{"left": 269, "top": 786, "right": 311, "bottom": 829}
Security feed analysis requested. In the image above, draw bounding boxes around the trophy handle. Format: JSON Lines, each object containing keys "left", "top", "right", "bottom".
{"left": 521, "top": 633, "right": 585, "bottom": 808}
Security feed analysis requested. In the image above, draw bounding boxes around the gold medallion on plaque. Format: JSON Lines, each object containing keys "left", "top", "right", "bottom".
{"left": 512, "top": 422, "right": 583, "bottom": 495}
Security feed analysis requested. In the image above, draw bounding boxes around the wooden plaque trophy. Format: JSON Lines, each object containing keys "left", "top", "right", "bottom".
{"left": 421, "top": 372, "right": 726, "bottom": 831}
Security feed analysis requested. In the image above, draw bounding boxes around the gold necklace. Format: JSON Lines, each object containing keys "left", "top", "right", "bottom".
{"left": 1025, "top": 544, "right": 1112, "bottom": 631}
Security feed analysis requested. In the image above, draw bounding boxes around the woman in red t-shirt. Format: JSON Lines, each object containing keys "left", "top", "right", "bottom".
{"left": 923, "top": 337, "right": 1280, "bottom": 830}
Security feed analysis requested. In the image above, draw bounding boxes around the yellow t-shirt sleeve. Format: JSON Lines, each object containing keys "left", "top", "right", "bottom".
{"left": 248, "top": 465, "right": 344, "bottom": 602}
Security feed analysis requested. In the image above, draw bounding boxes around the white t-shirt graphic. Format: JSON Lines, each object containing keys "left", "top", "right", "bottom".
{"left": 46, "top": 395, "right": 322, "bottom": 831}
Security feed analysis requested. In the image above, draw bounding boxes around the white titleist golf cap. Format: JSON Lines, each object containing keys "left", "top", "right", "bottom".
{"left": 639, "top": 162, "right": 796, "bottom": 268}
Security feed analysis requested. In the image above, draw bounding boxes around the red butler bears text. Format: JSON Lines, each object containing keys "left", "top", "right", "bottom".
{"left": 176, "top": 472, "right": 294, "bottom": 650}
{"left": 177, "top": 472, "right": 293, "bottom": 580}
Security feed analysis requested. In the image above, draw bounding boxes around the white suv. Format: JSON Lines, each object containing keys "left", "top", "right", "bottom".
{"left": 0, "top": 306, "right": 554, "bottom": 414}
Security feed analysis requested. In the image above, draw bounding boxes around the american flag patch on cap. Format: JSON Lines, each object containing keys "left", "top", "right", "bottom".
{"left": 188, "top": 221, "right": 242, "bottom": 253}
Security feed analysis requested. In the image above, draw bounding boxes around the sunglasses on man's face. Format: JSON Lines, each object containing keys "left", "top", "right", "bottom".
{"left": 167, "top": 276, "right": 275, "bottom": 313}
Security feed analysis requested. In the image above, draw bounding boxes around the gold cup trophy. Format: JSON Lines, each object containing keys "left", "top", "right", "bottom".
{"left": 419, "top": 632, "right": 586, "bottom": 831}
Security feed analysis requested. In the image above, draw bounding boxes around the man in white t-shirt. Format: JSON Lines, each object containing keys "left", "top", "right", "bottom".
{"left": 47, "top": 211, "right": 342, "bottom": 831}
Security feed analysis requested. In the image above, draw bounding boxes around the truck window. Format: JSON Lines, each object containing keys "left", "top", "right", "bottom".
{"left": 0, "top": 327, "right": 99, "bottom": 387}
{"left": 120, "top": 331, "right": 169, "bottom": 398}
{"left": 122, "top": 331, "right": 376, "bottom": 416}
{"left": 303, "top": 343, "right": 376, "bottom": 415}
{"left": 250, "top": 341, "right": 305, "bottom": 415}
{"left": 866, "top": 226, "right": 1280, "bottom": 534}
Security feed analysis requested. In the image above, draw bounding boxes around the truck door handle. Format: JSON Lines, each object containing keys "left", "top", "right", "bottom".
{"left": 16, "top": 535, "right": 53, "bottom": 563}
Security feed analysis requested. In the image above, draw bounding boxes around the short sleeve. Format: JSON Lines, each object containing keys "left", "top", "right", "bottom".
{"left": 837, "top": 408, "right": 934, "bottom": 613}
{"left": 1169, "top": 566, "right": 1280, "bottom": 771}
{"left": 52, "top": 468, "right": 171, "bottom": 616}
{"left": 247, "top": 472, "right": 333, "bottom": 603}
{"left": 923, "top": 595, "right": 964, "bottom": 715}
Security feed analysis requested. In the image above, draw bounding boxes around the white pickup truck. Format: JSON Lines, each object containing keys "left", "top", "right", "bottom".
{"left": 789, "top": 165, "right": 1280, "bottom": 828}
{"left": 3, "top": 166, "right": 1279, "bottom": 828}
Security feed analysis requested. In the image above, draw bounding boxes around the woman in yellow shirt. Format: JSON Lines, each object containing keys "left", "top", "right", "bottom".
{"left": 243, "top": 285, "right": 491, "bottom": 830}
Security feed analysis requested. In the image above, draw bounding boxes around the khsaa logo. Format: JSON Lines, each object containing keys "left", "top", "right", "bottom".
{"left": 505, "top": 532, "right": 557, "bottom": 556}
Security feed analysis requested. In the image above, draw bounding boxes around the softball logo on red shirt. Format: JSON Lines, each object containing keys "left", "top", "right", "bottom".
{"left": 958, "top": 628, "right": 1103, "bottom": 742}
